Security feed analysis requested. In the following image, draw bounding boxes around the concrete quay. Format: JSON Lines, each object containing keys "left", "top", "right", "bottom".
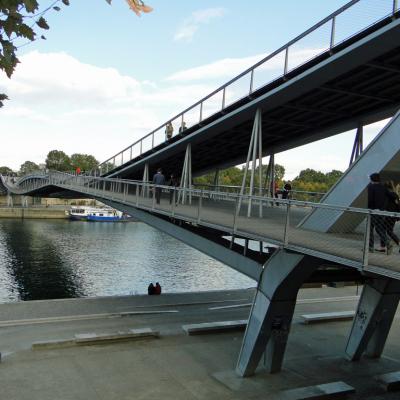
{"left": 1, "top": 287, "right": 400, "bottom": 400}
{"left": 0, "top": 207, "right": 68, "bottom": 219}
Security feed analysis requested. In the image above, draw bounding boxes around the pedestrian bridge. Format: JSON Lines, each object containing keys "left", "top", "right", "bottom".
{"left": 2, "top": 0, "right": 400, "bottom": 380}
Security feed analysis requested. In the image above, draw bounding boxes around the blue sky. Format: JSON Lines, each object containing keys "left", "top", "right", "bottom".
{"left": 36, "top": 0, "right": 349, "bottom": 80}
{"left": 0, "top": 0, "right": 389, "bottom": 177}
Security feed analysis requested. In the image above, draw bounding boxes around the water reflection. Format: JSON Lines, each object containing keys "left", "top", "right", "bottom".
{"left": 0, "top": 220, "right": 254, "bottom": 303}
{"left": 0, "top": 220, "right": 84, "bottom": 301}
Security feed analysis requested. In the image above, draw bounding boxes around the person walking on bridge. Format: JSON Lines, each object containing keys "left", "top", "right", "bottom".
{"left": 167, "top": 174, "right": 178, "bottom": 204}
{"left": 383, "top": 181, "right": 400, "bottom": 250}
{"left": 368, "top": 173, "right": 391, "bottom": 254}
{"left": 153, "top": 168, "right": 165, "bottom": 204}
{"left": 165, "top": 122, "right": 173, "bottom": 140}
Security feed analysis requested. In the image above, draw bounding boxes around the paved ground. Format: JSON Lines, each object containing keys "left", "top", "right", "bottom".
{"left": 1, "top": 286, "right": 400, "bottom": 399}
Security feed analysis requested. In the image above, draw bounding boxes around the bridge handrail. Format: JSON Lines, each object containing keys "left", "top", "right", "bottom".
{"left": 193, "top": 183, "right": 326, "bottom": 197}
{"left": 8, "top": 172, "right": 400, "bottom": 220}
{"left": 98, "top": 0, "right": 398, "bottom": 175}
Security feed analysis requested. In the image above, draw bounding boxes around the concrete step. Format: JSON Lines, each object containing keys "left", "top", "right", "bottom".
{"left": 32, "top": 328, "right": 159, "bottom": 350}
{"left": 32, "top": 339, "right": 76, "bottom": 350}
{"left": 301, "top": 311, "right": 355, "bottom": 324}
{"left": 75, "top": 328, "right": 159, "bottom": 344}
{"left": 375, "top": 371, "right": 400, "bottom": 392}
{"left": 282, "top": 381, "right": 355, "bottom": 399}
{"left": 182, "top": 320, "right": 248, "bottom": 335}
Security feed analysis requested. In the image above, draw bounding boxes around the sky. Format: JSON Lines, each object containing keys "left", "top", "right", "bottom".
{"left": 0, "top": 0, "right": 390, "bottom": 178}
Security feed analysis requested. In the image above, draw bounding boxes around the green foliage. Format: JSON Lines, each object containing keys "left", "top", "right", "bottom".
{"left": 0, "top": 0, "right": 70, "bottom": 107}
{"left": 45, "top": 149, "right": 71, "bottom": 171}
{"left": 70, "top": 153, "right": 98, "bottom": 172}
{"left": 292, "top": 168, "right": 343, "bottom": 193}
{"left": 19, "top": 160, "right": 39, "bottom": 175}
{"left": 0, "top": 166, "right": 13, "bottom": 175}
{"left": 194, "top": 164, "right": 286, "bottom": 188}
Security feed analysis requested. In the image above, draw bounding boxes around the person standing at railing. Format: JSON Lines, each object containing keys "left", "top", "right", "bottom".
{"left": 368, "top": 173, "right": 391, "bottom": 254}
{"left": 167, "top": 174, "right": 178, "bottom": 204}
{"left": 153, "top": 168, "right": 165, "bottom": 204}
{"left": 282, "top": 181, "right": 292, "bottom": 200}
{"left": 179, "top": 121, "right": 187, "bottom": 134}
{"left": 383, "top": 181, "right": 400, "bottom": 250}
{"left": 165, "top": 122, "right": 174, "bottom": 140}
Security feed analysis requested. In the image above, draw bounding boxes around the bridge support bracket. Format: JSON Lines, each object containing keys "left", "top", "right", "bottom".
{"left": 345, "top": 277, "right": 400, "bottom": 361}
{"left": 236, "top": 250, "right": 319, "bottom": 377}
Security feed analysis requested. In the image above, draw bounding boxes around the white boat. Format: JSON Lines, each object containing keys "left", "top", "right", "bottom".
{"left": 69, "top": 206, "right": 129, "bottom": 222}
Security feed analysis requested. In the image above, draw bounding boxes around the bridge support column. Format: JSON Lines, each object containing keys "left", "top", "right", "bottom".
{"left": 238, "top": 108, "right": 263, "bottom": 217}
{"left": 213, "top": 169, "right": 220, "bottom": 191}
{"left": 7, "top": 193, "right": 13, "bottom": 208}
{"left": 349, "top": 123, "right": 363, "bottom": 167}
{"left": 264, "top": 154, "right": 275, "bottom": 198}
{"left": 236, "top": 250, "right": 318, "bottom": 377}
{"left": 142, "top": 163, "right": 149, "bottom": 198}
{"left": 345, "top": 278, "right": 400, "bottom": 361}
{"left": 179, "top": 144, "right": 192, "bottom": 204}
{"left": 22, "top": 196, "right": 29, "bottom": 208}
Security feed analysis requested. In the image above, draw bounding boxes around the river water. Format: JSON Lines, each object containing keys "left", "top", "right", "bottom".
{"left": 0, "top": 219, "right": 254, "bottom": 303}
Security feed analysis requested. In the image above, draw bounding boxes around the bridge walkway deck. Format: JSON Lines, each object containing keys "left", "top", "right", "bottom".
{"left": 58, "top": 182, "right": 400, "bottom": 280}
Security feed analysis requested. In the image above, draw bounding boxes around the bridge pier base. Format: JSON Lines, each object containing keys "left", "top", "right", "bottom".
{"left": 236, "top": 250, "right": 318, "bottom": 377}
{"left": 7, "top": 193, "right": 13, "bottom": 208}
{"left": 345, "top": 278, "right": 400, "bottom": 361}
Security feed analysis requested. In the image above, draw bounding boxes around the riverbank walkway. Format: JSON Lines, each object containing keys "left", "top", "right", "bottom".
{"left": 1, "top": 287, "right": 400, "bottom": 399}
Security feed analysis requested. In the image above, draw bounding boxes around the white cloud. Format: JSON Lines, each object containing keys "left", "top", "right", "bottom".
{"left": 0, "top": 50, "right": 389, "bottom": 179}
{"left": 0, "top": 51, "right": 214, "bottom": 169}
{"left": 174, "top": 8, "right": 226, "bottom": 42}
{"left": 166, "top": 47, "right": 325, "bottom": 83}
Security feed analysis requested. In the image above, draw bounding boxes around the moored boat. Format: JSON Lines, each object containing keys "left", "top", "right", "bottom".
{"left": 69, "top": 206, "right": 130, "bottom": 222}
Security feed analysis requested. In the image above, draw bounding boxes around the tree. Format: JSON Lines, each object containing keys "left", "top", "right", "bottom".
{"left": 273, "top": 164, "right": 285, "bottom": 182}
{"left": 295, "top": 168, "right": 327, "bottom": 184}
{"left": 70, "top": 153, "right": 98, "bottom": 172}
{"left": 292, "top": 168, "right": 343, "bottom": 194}
{"left": 0, "top": 0, "right": 71, "bottom": 107}
{"left": 45, "top": 150, "right": 71, "bottom": 171}
{"left": 194, "top": 164, "right": 286, "bottom": 189}
{"left": 325, "top": 169, "right": 343, "bottom": 187}
{"left": 0, "top": 0, "right": 153, "bottom": 108}
{"left": 19, "top": 160, "right": 39, "bottom": 175}
{"left": 0, "top": 166, "right": 13, "bottom": 175}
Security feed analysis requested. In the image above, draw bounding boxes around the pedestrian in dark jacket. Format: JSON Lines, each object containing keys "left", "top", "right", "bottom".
{"left": 167, "top": 174, "right": 178, "bottom": 204}
{"left": 148, "top": 283, "right": 155, "bottom": 295}
{"left": 153, "top": 168, "right": 165, "bottom": 204}
{"left": 282, "top": 182, "right": 292, "bottom": 200}
{"left": 383, "top": 181, "right": 400, "bottom": 249}
{"left": 368, "top": 173, "right": 391, "bottom": 253}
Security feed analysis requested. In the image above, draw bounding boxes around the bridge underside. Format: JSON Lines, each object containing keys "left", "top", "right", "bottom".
{"left": 107, "top": 15, "right": 400, "bottom": 180}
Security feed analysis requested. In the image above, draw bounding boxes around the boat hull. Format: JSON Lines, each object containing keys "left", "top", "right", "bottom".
{"left": 69, "top": 215, "right": 88, "bottom": 221}
{"left": 86, "top": 215, "right": 124, "bottom": 222}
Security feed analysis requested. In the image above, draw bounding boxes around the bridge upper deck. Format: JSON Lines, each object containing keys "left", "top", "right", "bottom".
{"left": 100, "top": 1, "right": 400, "bottom": 180}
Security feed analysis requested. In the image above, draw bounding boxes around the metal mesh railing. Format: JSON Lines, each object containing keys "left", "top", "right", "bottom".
{"left": 97, "top": 0, "right": 398, "bottom": 175}
{"left": 194, "top": 184, "right": 326, "bottom": 203}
